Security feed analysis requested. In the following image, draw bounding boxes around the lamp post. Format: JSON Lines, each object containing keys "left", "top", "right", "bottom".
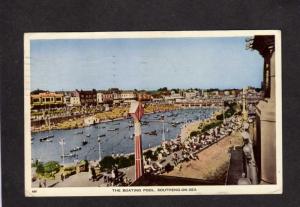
{"left": 59, "top": 138, "right": 65, "bottom": 165}
{"left": 242, "top": 87, "right": 248, "bottom": 121}
{"left": 97, "top": 136, "right": 102, "bottom": 161}
{"left": 162, "top": 115, "right": 165, "bottom": 142}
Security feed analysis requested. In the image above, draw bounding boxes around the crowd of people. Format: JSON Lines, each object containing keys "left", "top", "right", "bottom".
{"left": 142, "top": 114, "right": 244, "bottom": 176}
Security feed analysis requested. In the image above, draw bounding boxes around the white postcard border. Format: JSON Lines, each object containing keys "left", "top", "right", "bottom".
{"left": 24, "top": 30, "right": 282, "bottom": 196}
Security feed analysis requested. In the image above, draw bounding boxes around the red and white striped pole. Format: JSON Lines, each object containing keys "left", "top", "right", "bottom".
{"left": 129, "top": 100, "right": 144, "bottom": 180}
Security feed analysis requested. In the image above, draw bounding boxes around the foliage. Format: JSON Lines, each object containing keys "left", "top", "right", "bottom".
{"left": 157, "top": 87, "right": 168, "bottom": 91}
{"left": 100, "top": 156, "right": 116, "bottom": 171}
{"left": 63, "top": 166, "right": 76, "bottom": 171}
{"left": 36, "top": 162, "right": 45, "bottom": 174}
{"left": 43, "top": 161, "right": 61, "bottom": 174}
{"left": 143, "top": 149, "right": 158, "bottom": 161}
{"left": 190, "top": 130, "right": 201, "bottom": 137}
{"left": 217, "top": 102, "right": 237, "bottom": 120}
{"left": 100, "top": 155, "right": 135, "bottom": 171}
{"left": 31, "top": 89, "right": 48, "bottom": 95}
{"left": 201, "top": 120, "right": 222, "bottom": 133}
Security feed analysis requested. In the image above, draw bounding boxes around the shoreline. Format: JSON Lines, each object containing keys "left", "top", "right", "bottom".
{"left": 31, "top": 106, "right": 220, "bottom": 134}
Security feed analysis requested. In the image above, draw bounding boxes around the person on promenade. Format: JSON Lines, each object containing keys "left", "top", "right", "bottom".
{"left": 172, "top": 153, "right": 178, "bottom": 166}
{"left": 91, "top": 167, "right": 96, "bottom": 182}
{"left": 43, "top": 179, "right": 47, "bottom": 188}
{"left": 60, "top": 173, "right": 64, "bottom": 182}
{"left": 38, "top": 178, "right": 42, "bottom": 188}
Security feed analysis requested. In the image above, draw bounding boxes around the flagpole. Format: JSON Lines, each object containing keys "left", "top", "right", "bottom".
{"left": 98, "top": 137, "right": 101, "bottom": 161}
{"left": 60, "top": 138, "right": 65, "bottom": 165}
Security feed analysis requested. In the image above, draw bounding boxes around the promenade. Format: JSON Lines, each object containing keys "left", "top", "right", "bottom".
{"left": 165, "top": 130, "right": 243, "bottom": 181}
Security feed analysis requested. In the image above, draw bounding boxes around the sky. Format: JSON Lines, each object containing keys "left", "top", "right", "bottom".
{"left": 30, "top": 37, "right": 263, "bottom": 91}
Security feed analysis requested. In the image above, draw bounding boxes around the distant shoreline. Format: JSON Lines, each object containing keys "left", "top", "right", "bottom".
{"left": 31, "top": 106, "right": 219, "bottom": 134}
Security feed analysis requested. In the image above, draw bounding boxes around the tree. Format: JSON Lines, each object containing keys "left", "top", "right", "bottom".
{"left": 43, "top": 161, "right": 60, "bottom": 174}
{"left": 36, "top": 162, "right": 45, "bottom": 175}
{"left": 31, "top": 89, "right": 48, "bottom": 95}
{"left": 157, "top": 87, "right": 168, "bottom": 92}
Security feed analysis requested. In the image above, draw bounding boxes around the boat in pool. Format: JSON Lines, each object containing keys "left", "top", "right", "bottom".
{"left": 39, "top": 135, "right": 54, "bottom": 142}
{"left": 144, "top": 130, "right": 157, "bottom": 136}
{"left": 75, "top": 130, "right": 83, "bottom": 134}
{"left": 61, "top": 153, "right": 77, "bottom": 158}
{"left": 141, "top": 121, "right": 149, "bottom": 125}
{"left": 70, "top": 146, "right": 82, "bottom": 152}
{"left": 107, "top": 128, "right": 119, "bottom": 131}
{"left": 82, "top": 140, "right": 88, "bottom": 146}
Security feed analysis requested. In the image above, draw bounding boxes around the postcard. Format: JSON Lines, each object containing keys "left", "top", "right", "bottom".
{"left": 24, "top": 30, "right": 282, "bottom": 196}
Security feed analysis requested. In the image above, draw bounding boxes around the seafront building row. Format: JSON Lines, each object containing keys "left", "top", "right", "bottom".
{"left": 30, "top": 87, "right": 263, "bottom": 109}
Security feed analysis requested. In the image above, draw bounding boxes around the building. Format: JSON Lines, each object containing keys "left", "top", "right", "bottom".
{"left": 184, "top": 91, "right": 197, "bottom": 100}
{"left": 31, "top": 92, "right": 64, "bottom": 109}
{"left": 121, "top": 90, "right": 137, "bottom": 101}
{"left": 247, "top": 35, "right": 276, "bottom": 184}
{"left": 70, "top": 95, "right": 81, "bottom": 106}
{"left": 224, "top": 91, "right": 230, "bottom": 96}
{"left": 102, "top": 92, "right": 114, "bottom": 105}
{"left": 97, "top": 92, "right": 104, "bottom": 104}
{"left": 75, "top": 89, "right": 97, "bottom": 106}
{"left": 113, "top": 92, "right": 122, "bottom": 104}
{"left": 137, "top": 92, "right": 152, "bottom": 102}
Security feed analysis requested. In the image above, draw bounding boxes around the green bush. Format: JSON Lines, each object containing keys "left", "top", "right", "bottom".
{"left": 143, "top": 150, "right": 158, "bottom": 161}
{"left": 36, "top": 162, "right": 45, "bottom": 175}
{"left": 43, "top": 161, "right": 61, "bottom": 174}
{"left": 190, "top": 130, "right": 201, "bottom": 137}
{"left": 100, "top": 156, "right": 116, "bottom": 171}
{"left": 100, "top": 155, "right": 135, "bottom": 171}
{"left": 201, "top": 120, "right": 222, "bottom": 133}
{"left": 64, "top": 166, "right": 76, "bottom": 171}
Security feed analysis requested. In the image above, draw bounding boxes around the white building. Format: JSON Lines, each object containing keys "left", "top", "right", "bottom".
{"left": 97, "top": 92, "right": 103, "bottom": 104}
{"left": 70, "top": 96, "right": 80, "bottom": 106}
{"left": 121, "top": 91, "right": 136, "bottom": 100}
{"left": 63, "top": 95, "right": 71, "bottom": 106}
{"left": 184, "top": 91, "right": 197, "bottom": 99}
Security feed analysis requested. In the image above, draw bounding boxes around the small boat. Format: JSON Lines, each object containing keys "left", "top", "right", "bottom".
{"left": 70, "top": 146, "right": 82, "bottom": 152}
{"left": 98, "top": 134, "right": 106, "bottom": 137}
{"left": 144, "top": 130, "right": 157, "bottom": 136}
{"left": 113, "top": 123, "right": 120, "bottom": 125}
{"left": 107, "top": 128, "right": 119, "bottom": 131}
{"left": 75, "top": 131, "right": 83, "bottom": 134}
{"left": 86, "top": 134, "right": 91, "bottom": 137}
{"left": 39, "top": 134, "right": 54, "bottom": 142}
{"left": 61, "top": 153, "right": 76, "bottom": 158}
{"left": 82, "top": 140, "right": 88, "bottom": 146}
{"left": 40, "top": 136, "right": 54, "bottom": 142}
{"left": 141, "top": 121, "right": 149, "bottom": 125}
